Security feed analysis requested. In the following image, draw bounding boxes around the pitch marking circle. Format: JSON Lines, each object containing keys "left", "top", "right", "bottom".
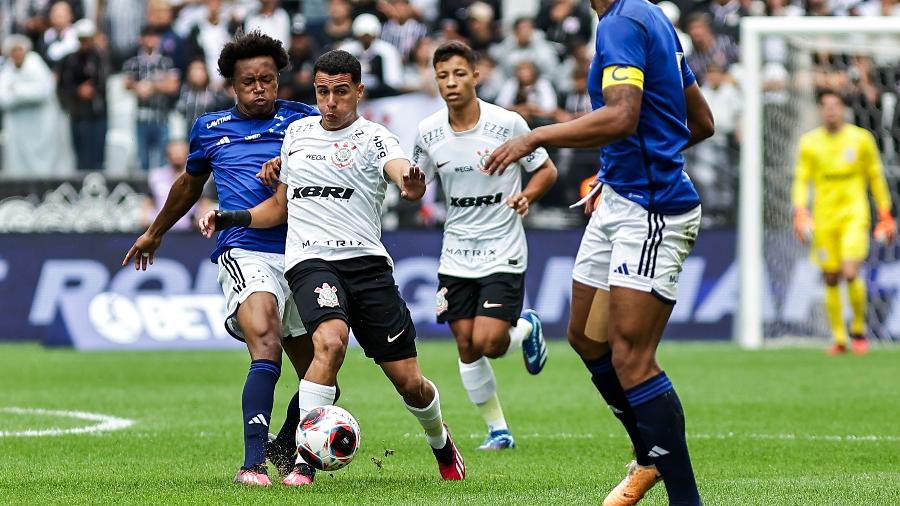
{"left": 0, "top": 407, "right": 136, "bottom": 437}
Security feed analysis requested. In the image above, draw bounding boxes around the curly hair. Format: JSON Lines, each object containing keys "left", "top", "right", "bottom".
{"left": 312, "top": 50, "right": 361, "bottom": 84}
{"left": 217, "top": 30, "right": 289, "bottom": 80}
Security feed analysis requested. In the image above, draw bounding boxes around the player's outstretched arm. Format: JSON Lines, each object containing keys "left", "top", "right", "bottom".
{"left": 507, "top": 160, "right": 558, "bottom": 217}
{"left": 385, "top": 159, "right": 426, "bottom": 201}
{"left": 198, "top": 184, "right": 289, "bottom": 237}
{"left": 484, "top": 85, "right": 642, "bottom": 175}
{"left": 683, "top": 82, "right": 715, "bottom": 149}
{"left": 123, "top": 171, "right": 210, "bottom": 271}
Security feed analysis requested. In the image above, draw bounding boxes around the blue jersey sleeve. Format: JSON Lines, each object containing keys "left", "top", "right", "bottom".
{"left": 186, "top": 119, "right": 211, "bottom": 176}
{"left": 597, "top": 16, "right": 648, "bottom": 70}
{"left": 681, "top": 58, "right": 697, "bottom": 88}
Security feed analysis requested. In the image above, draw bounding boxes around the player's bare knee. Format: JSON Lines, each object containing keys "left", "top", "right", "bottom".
{"left": 823, "top": 272, "right": 840, "bottom": 286}
{"left": 314, "top": 332, "right": 347, "bottom": 364}
{"left": 567, "top": 325, "right": 593, "bottom": 357}
{"left": 393, "top": 373, "right": 427, "bottom": 402}
{"left": 455, "top": 335, "right": 480, "bottom": 362}
{"left": 480, "top": 335, "right": 508, "bottom": 359}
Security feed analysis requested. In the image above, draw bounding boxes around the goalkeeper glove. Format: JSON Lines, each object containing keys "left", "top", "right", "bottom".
{"left": 793, "top": 208, "right": 813, "bottom": 243}
{"left": 874, "top": 209, "right": 896, "bottom": 245}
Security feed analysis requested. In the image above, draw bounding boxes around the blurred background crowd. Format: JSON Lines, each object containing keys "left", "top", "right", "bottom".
{"left": 0, "top": 0, "right": 898, "bottom": 231}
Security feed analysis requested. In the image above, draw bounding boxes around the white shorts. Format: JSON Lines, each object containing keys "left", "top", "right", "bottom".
{"left": 572, "top": 186, "right": 701, "bottom": 303}
{"left": 218, "top": 248, "right": 306, "bottom": 340}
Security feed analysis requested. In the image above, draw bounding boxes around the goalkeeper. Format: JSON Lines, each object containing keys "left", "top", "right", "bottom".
{"left": 792, "top": 90, "right": 896, "bottom": 355}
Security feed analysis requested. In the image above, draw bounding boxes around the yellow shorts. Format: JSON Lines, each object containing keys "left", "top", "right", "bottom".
{"left": 812, "top": 221, "right": 869, "bottom": 272}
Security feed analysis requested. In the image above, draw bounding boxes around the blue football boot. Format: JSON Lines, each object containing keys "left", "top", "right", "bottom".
{"left": 477, "top": 429, "right": 516, "bottom": 450}
{"left": 520, "top": 309, "right": 547, "bottom": 375}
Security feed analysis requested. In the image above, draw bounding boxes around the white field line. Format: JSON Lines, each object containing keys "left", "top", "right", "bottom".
{"left": 401, "top": 431, "right": 900, "bottom": 443}
{"left": 0, "top": 407, "right": 135, "bottom": 437}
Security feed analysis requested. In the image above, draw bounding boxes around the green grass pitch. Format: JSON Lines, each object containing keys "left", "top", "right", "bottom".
{"left": 1, "top": 341, "right": 898, "bottom": 505}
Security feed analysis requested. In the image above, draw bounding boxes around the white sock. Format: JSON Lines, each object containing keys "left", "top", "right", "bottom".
{"left": 459, "top": 357, "right": 508, "bottom": 431}
{"left": 405, "top": 379, "right": 448, "bottom": 449}
{"left": 502, "top": 318, "right": 531, "bottom": 357}
{"left": 295, "top": 379, "right": 337, "bottom": 464}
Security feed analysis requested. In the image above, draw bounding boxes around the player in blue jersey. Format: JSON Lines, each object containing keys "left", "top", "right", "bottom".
{"left": 122, "top": 31, "right": 323, "bottom": 487}
{"left": 485, "top": 0, "right": 714, "bottom": 504}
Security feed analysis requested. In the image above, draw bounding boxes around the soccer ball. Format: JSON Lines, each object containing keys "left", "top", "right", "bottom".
{"left": 296, "top": 405, "right": 361, "bottom": 471}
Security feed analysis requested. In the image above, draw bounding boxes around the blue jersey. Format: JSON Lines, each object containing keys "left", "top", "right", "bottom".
{"left": 186, "top": 99, "right": 319, "bottom": 261}
{"left": 588, "top": 0, "right": 700, "bottom": 214}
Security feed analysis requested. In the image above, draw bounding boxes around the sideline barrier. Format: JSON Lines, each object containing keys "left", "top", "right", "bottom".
{"left": 1, "top": 230, "right": 897, "bottom": 349}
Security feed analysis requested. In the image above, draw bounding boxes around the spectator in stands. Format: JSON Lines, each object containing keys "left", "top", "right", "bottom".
{"left": 101, "top": 0, "right": 145, "bottom": 70}
{"left": 308, "top": 0, "right": 354, "bottom": 53}
{"left": 278, "top": 14, "right": 317, "bottom": 104}
{"left": 176, "top": 59, "right": 232, "bottom": 134}
{"left": 124, "top": 26, "right": 181, "bottom": 171}
{"left": 381, "top": 0, "right": 429, "bottom": 63}
{"left": 401, "top": 36, "right": 438, "bottom": 95}
{"left": 439, "top": 0, "right": 502, "bottom": 40}
{"left": 141, "top": 139, "right": 197, "bottom": 229}
{"left": 657, "top": 1, "right": 692, "bottom": 56}
{"left": 535, "top": 0, "right": 593, "bottom": 53}
{"left": 706, "top": 0, "right": 748, "bottom": 44}
{"left": 555, "top": 67, "right": 591, "bottom": 122}
{"left": 489, "top": 17, "right": 558, "bottom": 80}
{"left": 684, "top": 12, "right": 739, "bottom": 84}
{"left": 474, "top": 52, "right": 503, "bottom": 103}
{"left": 847, "top": 56, "right": 885, "bottom": 148}
{"left": 688, "top": 63, "right": 740, "bottom": 227}
{"left": 854, "top": 0, "right": 900, "bottom": 16}
{"left": 464, "top": 1, "right": 500, "bottom": 53}
{"left": 244, "top": 0, "right": 291, "bottom": 49}
{"left": 183, "top": 0, "right": 233, "bottom": 88}
{"left": 40, "top": 1, "right": 79, "bottom": 65}
{"left": 340, "top": 14, "right": 404, "bottom": 98}
{"left": 552, "top": 37, "right": 589, "bottom": 94}
{"left": 495, "top": 60, "right": 557, "bottom": 128}
{"left": 146, "top": 0, "right": 187, "bottom": 74}
{"left": 0, "top": 35, "right": 70, "bottom": 177}
{"left": 57, "top": 19, "right": 108, "bottom": 171}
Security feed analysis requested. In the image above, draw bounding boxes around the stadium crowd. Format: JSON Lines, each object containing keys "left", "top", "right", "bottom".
{"left": 0, "top": 0, "right": 898, "bottom": 229}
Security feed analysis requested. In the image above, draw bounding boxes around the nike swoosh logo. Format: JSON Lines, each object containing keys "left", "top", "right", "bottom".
{"left": 482, "top": 301, "right": 503, "bottom": 309}
{"left": 288, "top": 148, "right": 303, "bottom": 156}
{"left": 387, "top": 328, "right": 406, "bottom": 343}
{"left": 437, "top": 161, "right": 450, "bottom": 168}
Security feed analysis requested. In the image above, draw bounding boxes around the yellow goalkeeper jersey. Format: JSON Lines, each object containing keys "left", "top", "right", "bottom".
{"left": 791, "top": 124, "right": 892, "bottom": 229}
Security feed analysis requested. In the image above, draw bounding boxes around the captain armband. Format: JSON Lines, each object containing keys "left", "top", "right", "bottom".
{"left": 602, "top": 65, "right": 645, "bottom": 90}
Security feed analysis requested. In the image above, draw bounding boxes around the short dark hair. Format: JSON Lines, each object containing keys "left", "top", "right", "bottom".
{"left": 432, "top": 40, "right": 477, "bottom": 69}
{"left": 313, "top": 49, "right": 361, "bottom": 84}
{"left": 217, "top": 30, "right": 289, "bottom": 80}
{"left": 816, "top": 88, "right": 846, "bottom": 105}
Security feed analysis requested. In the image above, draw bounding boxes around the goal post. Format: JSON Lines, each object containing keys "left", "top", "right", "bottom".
{"left": 737, "top": 17, "right": 900, "bottom": 349}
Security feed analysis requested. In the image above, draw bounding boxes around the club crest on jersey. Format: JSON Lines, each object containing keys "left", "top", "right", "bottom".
{"left": 843, "top": 148, "right": 857, "bottom": 162}
{"left": 435, "top": 287, "right": 448, "bottom": 315}
{"left": 331, "top": 142, "right": 357, "bottom": 169}
{"left": 476, "top": 148, "right": 492, "bottom": 174}
{"left": 315, "top": 283, "right": 340, "bottom": 307}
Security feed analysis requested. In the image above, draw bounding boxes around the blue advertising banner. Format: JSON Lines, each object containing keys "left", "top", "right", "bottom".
{"left": 1, "top": 230, "right": 897, "bottom": 349}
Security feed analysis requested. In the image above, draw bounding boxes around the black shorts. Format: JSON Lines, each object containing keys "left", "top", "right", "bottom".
{"left": 286, "top": 255, "right": 417, "bottom": 363}
{"left": 436, "top": 272, "right": 525, "bottom": 325}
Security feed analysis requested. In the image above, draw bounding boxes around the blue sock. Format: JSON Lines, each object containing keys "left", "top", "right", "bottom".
{"left": 626, "top": 373, "right": 701, "bottom": 506}
{"left": 242, "top": 359, "right": 281, "bottom": 468}
{"left": 583, "top": 353, "right": 652, "bottom": 466}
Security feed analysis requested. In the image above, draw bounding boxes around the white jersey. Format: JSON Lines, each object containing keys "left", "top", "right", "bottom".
{"left": 280, "top": 115, "right": 407, "bottom": 271}
{"left": 413, "top": 100, "right": 549, "bottom": 278}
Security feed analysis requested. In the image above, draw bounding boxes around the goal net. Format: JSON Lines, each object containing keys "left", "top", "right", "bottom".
{"left": 738, "top": 17, "right": 900, "bottom": 348}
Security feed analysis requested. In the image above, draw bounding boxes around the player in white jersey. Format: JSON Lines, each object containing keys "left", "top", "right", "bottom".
{"left": 412, "top": 41, "right": 558, "bottom": 450}
{"left": 200, "top": 49, "right": 466, "bottom": 482}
